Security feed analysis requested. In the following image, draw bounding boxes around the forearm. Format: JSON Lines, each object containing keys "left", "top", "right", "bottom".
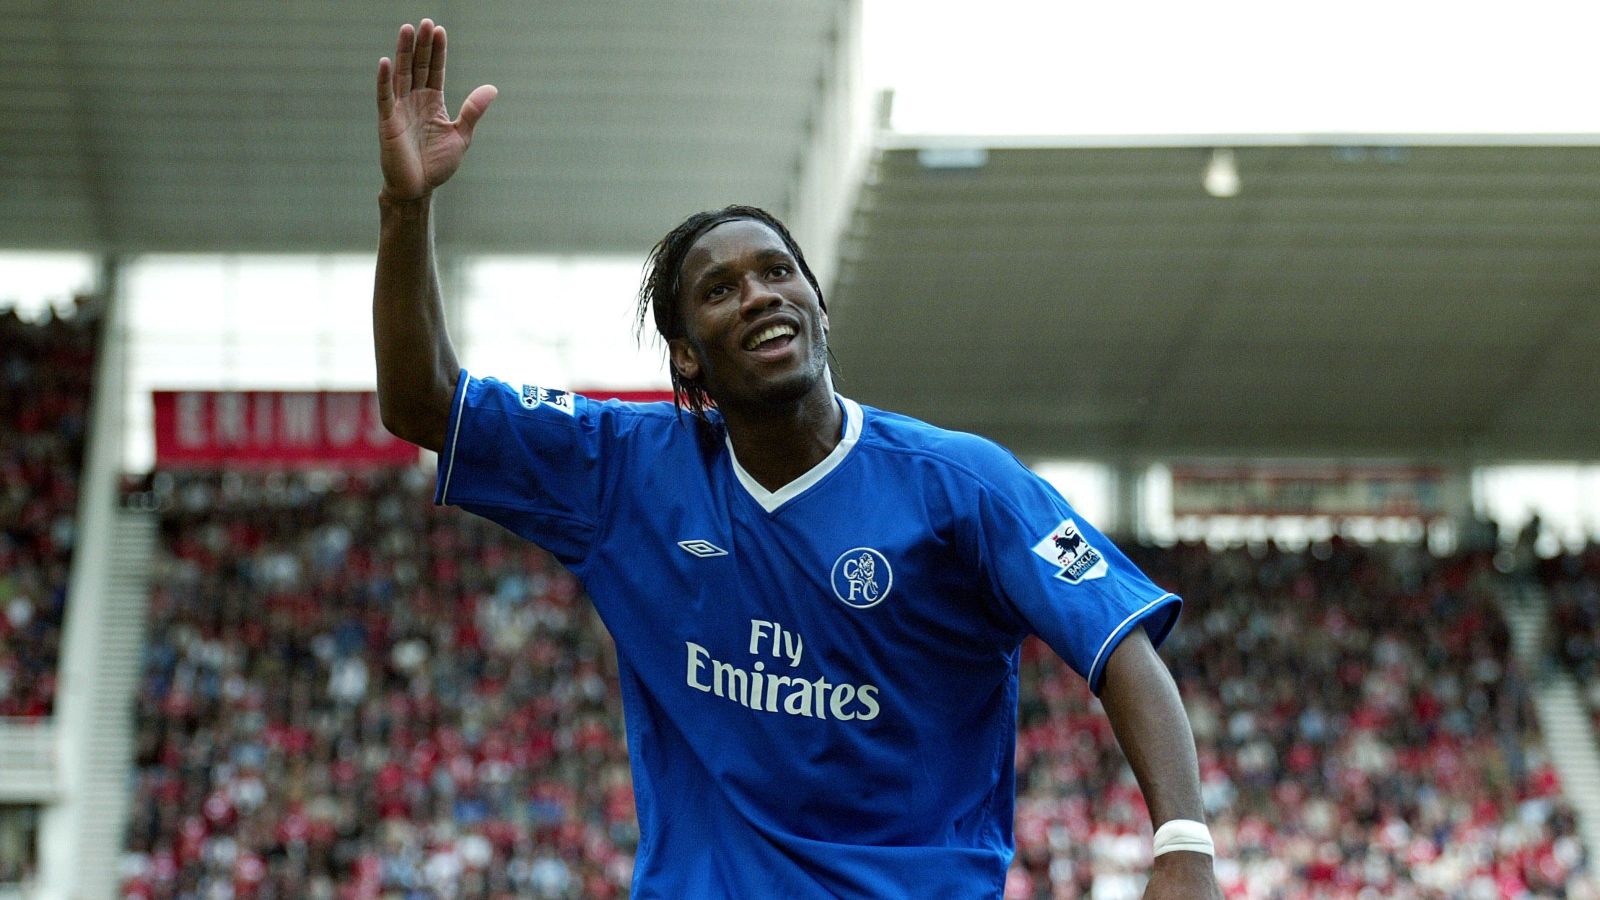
{"left": 373, "top": 193, "right": 459, "bottom": 451}
{"left": 1099, "top": 627, "right": 1205, "bottom": 827}
{"left": 1099, "top": 628, "right": 1220, "bottom": 895}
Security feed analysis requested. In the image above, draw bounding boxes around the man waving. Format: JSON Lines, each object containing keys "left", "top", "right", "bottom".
{"left": 373, "top": 18, "right": 1222, "bottom": 899}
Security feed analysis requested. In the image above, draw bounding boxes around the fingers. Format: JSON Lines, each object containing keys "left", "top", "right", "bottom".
{"left": 426, "top": 26, "right": 446, "bottom": 91}
{"left": 376, "top": 57, "right": 395, "bottom": 119}
{"left": 411, "top": 19, "right": 435, "bottom": 96}
{"left": 388, "top": 19, "right": 449, "bottom": 102}
{"left": 455, "top": 84, "right": 498, "bottom": 138}
{"left": 393, "top": 23, "right": 415, "bottom": 95}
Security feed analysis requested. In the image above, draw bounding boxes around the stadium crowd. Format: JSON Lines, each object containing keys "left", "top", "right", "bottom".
{"left": 119, "top": 469, "right": 1596, "bottom": 898}
{"left": 122, "top": 469, "right": 635, "bottom": 898}
{"left": 1008, "top": 540, "right": 1594, "bottom": 899}
{"left": 0, "top": 300, "right": 99, "bottom": 718}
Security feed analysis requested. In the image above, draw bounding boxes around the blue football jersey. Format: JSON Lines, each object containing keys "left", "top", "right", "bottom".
{"left": 436, "top": 370, "right": 1182, "bottom": 899}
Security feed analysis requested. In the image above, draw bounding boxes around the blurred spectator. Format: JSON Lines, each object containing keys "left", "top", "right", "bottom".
{"left": 0, "top": 300, "right": 99, "bottom": 717}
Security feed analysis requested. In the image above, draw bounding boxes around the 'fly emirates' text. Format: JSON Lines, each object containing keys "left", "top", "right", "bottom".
{"left": 686, "top": 618, "right": 881, "bottom": 721}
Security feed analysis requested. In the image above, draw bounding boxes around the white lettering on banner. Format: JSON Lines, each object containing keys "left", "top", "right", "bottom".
{"left": 216, "top": 392, "right": 247, "bottom": 446}
{"left": 325, "top": 394, "right": 362, "bottom": 447}
{"left": 686, "top": 620, "right": 880, "bottom": 722}
{"left": 160, "top": 391, "right": 409, "bottom": 458}
{"left": 282, "top": 394, "right": 318, "bottom": 445}
{"left": 177, "top": 392, "right": 207, "bottom": 447}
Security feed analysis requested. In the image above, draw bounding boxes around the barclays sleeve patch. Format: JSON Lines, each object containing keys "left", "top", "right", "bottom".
{"left": 1031, "top": 519, "right": 1108, "bottom": 584}
{"left": 520, "top": 385, "right": 576, "bottom": 416}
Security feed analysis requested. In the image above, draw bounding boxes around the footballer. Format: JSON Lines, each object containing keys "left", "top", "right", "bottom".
{"left": 372, "top": 19, "right": 1222, "bottom": 899}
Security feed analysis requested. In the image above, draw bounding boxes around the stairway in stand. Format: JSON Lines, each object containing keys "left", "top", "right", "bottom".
{"left": 70, "top": 507, "right": 157, "bottom": 898}
{"left": 1501, "top": 582, "right": 1600, "bottom": 863}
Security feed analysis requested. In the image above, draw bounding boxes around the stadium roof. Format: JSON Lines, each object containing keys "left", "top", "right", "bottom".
{"left": 829, "top": 138, "right": 1600, "bottom": 462}
{"left": 4, "top": 0, "right": 846, "bottom": 254}
{"left": 11, "top": 3, "right": 1600, "bottom": 465}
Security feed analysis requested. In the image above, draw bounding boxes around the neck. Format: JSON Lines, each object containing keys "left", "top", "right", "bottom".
{"left": 719, "top": 383, "right": 843, "bottom": 493}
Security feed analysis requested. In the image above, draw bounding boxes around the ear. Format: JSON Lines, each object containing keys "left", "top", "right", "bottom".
{"left": 669, "top": 337, "right": 701, "bottom": 383}
{"left": 821, "top": 308, "right": 829, "bottom": 335}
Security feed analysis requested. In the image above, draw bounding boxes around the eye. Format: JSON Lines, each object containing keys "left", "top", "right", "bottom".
{"left": 705, "top": 283, "right": 732, "bottom": 301}
{"left": 768, "top": 264, "right": 793, "bottom": 279}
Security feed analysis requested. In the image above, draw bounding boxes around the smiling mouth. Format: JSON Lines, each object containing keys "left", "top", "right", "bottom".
{"left": 743, "top": 322, "right": 797, "bottom": 351}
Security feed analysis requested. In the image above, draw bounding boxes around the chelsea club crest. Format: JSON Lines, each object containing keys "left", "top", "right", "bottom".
{"left": 831, "top": 547, "right": 892, "bottom": 609}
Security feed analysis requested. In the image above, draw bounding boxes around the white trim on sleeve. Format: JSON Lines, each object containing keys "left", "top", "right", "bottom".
{"left": 439, "top": 370, "right": 470, "bottom": 505}
{"left": 1087, "top": 592, "right": 1178, "bottom": 686}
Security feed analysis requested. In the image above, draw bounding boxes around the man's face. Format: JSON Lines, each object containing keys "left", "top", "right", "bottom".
{"left": 670, "top": 219, "right": 830, "bottom": 411}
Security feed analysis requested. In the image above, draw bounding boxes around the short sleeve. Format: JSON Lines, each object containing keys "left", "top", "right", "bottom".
{"left": 970, "top": 455, "right": 1181, "bottom": 694}
{"left": 434, "top": 370, "right": 604, "bottom": 567}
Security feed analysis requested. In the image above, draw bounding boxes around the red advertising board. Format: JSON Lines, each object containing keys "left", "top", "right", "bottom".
{"left": 153, "top": 390, "right": 418, "bottom": 468}
{"left": 577, "top": 388, "right": 674, "bottom": 403}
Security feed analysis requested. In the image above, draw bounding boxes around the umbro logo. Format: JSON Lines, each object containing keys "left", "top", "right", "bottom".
{"left": 677, "top": 540, "right": 728, "bottom": 558}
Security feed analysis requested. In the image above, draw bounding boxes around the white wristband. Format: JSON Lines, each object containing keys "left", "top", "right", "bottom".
{"left": 1152, "top": 819, "right": 1214, "bottom": 857}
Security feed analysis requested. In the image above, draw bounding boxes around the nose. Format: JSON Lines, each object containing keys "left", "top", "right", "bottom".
{"left": 738, "top": 274, "right": 781, "bottom": 318}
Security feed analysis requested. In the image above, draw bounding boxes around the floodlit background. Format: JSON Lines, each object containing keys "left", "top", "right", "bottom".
{"left": 869, "top": 0, "right": 1600, "bottom": 137}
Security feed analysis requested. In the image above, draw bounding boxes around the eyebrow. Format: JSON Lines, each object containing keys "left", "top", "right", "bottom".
{"left": 692, "top": 248, "right": 794, "bottom": 291}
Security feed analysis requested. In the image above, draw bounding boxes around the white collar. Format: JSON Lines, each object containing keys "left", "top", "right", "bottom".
{"left": 725, "top": 396, "right": 863, "bottom": 513}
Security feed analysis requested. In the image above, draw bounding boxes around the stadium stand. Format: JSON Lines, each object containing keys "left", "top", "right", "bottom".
{"left": 121, "top": 469, "right": 635, "bottom": 899}
{"left": 1542, "top": 547, "right": 1600, "bottom": 732}
{"left": 1010, "top": 541, "right": 1592, "bottom": 898}
{"left": 120, "top": 469, "right": 1596, "bottom": 897}
{"left": 0, "top": 300, "right": 100, "bottom": 718}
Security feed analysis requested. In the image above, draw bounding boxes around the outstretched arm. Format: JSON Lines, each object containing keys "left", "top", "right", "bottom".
{"left": 372, "top": 19, "right": 497, "bottom": 451}
{"left": 1099, "top": 627, "right": 1222, "bottom": 900}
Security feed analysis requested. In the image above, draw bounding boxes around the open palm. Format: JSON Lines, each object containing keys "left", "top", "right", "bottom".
{"left": 376, "top": 19, "right": 497, "bottom": 201}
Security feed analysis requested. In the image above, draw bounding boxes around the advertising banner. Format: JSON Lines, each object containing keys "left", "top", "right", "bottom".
{"left": 152, "top": 390, "right": 418, "bottom": 467}
{"left": 1171, "top": 464, "right": 1446, "bottom": 518}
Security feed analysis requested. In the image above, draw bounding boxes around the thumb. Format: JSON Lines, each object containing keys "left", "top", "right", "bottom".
{"left": 456, "top": 84, "right": 498, "bottom": 137}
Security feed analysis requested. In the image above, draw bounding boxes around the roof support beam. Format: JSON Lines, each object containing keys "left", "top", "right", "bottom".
{"left": 786, "top": 0, "right": 873, "bottom": 293}
{"left": 48, "top": 1, "right": 113, "bottom": 251}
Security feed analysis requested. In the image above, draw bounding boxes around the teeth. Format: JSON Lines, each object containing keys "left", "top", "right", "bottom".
{"left": 744, "top": 323, "right": 796, "bottom": 350}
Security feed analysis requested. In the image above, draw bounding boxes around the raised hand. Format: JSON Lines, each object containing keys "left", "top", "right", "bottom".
{"left": 376, "top": 20, "right": 498, "bottom": 201}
